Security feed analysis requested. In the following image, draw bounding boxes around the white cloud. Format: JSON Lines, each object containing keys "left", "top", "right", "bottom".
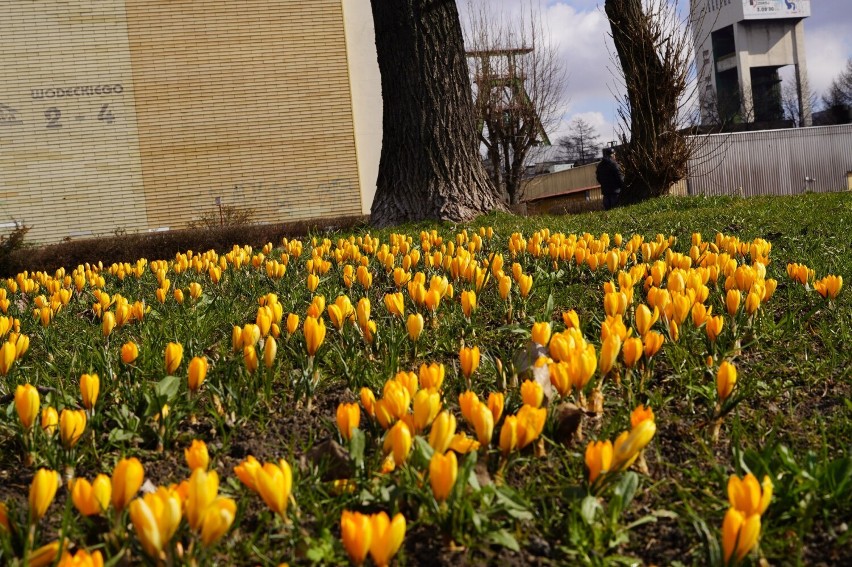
{"left": 803, "top": 26, "right": 849, "bottom": 98}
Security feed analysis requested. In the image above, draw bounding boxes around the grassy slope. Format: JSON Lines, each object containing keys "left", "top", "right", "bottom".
{"left": 0, "top": 193, "right": 850, "bottom": 566}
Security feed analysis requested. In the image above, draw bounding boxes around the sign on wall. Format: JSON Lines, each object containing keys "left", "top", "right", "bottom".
{"left": 0, "top": 0, "right": 150, "bottom": 241}
{"left": 742, "top": 0, "right": 811, "bottom": 19}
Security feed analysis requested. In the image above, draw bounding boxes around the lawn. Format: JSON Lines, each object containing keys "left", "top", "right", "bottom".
{"left": 0, "top": 193, "right": 850, "bottom": 566}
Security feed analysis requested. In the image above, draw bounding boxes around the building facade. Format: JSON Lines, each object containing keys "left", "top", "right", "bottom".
{"left": 0, "top": 0, "right": 382, "bottom": 244}
{"left": 691, "top": 0, "right": 811, "bottom": 126}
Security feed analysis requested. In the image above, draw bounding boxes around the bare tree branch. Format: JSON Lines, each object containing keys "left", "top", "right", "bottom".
{"left": 463, "top": 0, "right": 567, "bottom": 205}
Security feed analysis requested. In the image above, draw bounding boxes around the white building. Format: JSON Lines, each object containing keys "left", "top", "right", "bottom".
{"left": 691, "top": 0, "right": 812, "bottom": 126}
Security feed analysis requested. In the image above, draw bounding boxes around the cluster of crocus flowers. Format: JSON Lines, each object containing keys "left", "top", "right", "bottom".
{"left": 71, "top": 474, "right": 112, "bottom": 516}
{"left": 585, "top": 405, "right": 656, "bottom": 487}
{"left": 0, "top": 332, "right": 30, "bottom": 376}
{"left": 814, "top": 274, "right": 843, "bottom": 300}
{"left": 786, "top": 262, "right": 814, "bottom": 286}
{"left": 340, "top": 510, "right": 406, "bottom": 567}
{"left": 722, "top": 473, "right": 773, "bottom": 564}
{"left": 235, "top": 456, "right": 293, "bottom": 518}
{"left": 186, "top": 468, "right": 236, "bottom": 544}
{"left": 129, "top": 486, "right": 183, "bottom": 560}
{"left": 548, "top": 328, "right": 598, "bottom": 397}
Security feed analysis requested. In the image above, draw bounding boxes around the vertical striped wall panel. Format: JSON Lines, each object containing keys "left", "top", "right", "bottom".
{"left": 687, "top": 124, "right": 852, "bottom": 196}
{"left": 0, "top": 0, "right": 364, "bottom": 245}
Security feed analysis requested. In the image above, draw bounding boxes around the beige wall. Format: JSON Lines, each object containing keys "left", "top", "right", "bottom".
{"left": 124, "top": 0, "right": 363, "bottom": 229}
{"left": 0, "top": 0, "right": 149, "bottom": 244}
{"left": 1, "top": 0, "right": 369, "bottom": 244}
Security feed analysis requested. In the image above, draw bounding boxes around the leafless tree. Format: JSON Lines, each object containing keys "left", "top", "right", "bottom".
{"left": 824, "top": 59, "right": 852, "bottom": 107}
{"left": 819, "top": 59, "right": 852, "bottom": 124}
{"left": 781, "top": 75, "right": 817, "bottom": 127}
{"left": 604, "top": 0, "right": 706, "bottom": 203}
{"left": 463, "top": 0, "right": 567, "bottom": 205}
{"left": 558, "top": 118, "right": 602, "bottom": 165}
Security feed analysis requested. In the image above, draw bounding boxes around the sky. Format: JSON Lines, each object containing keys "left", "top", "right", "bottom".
{"left": 458, "top": 0, "right": 852, "bottom": 148}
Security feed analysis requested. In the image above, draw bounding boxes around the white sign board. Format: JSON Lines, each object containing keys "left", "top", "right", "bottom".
{"left": 743, "top": 0, "right": 811, "bottom": 19}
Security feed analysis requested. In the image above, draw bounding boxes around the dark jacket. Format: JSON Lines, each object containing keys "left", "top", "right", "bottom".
{"left": 596, "top": 156, "right": 624, "bottom": 196}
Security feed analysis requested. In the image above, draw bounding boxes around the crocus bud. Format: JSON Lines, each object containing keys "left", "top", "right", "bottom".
{"left": 584, "top": 440, "right": 613, "bottom": 484}
{"left": 121, "top": 341, "right": 139, "bottom": 364}
{"left": 429, "top": 451, "right": 458, "bottom": 503}
{"left": 111, "top": 457, "right": 144, "bottom": 512}
{"left": 407, "top": 313, "right": 424, "bottom": 342}
{"left": 369, "top": 512, "right": 406, "bottom": 567}
{"left": 188, "top": 356, "right": 208, "bottom": 392}
{"left": 286, "top": 313, "right": 299, "bottom": 336}
{"left": 304, "top": 316, "right": 326, "bottom": 357}
{"left": 722, "top": 508, "right": 761, "bottom": 564}
{"left": 716, "top": 360, "right": 737, "bottom": 402}
{"left": 71, "top": 474, "right": 112, "bottom": 516}
{"left": 29, "top": 468, "right": 59, "bottom": 523}
{"left": 185, "top": 440, "right": 209, "bottom": 471}
{"left": 418, "top": 362, "right": 444, "bottom": 390}
{"left": 15, "top": 383, "right": 40, "bottom": 430}
{"left": 384, "top": 292, "right": 405, "bottom": 318}
{"left": 41, "top": 407, "right": 58, "bottom": 436}
{"left": 341, "top": 510, "right": 372, "bottom": 565}
{"left": 336, "top": 402, "right": 361, "bottom": 441}
{"left": 80, "top": 373, "right": 99, "bottom": 410}
{"left": 255, "top": 460, "right": 293, "bottom": 517}
{"left": 622, "top": 337, "right": 643, "bottom": 368}
{"left": 727, "top": 473, "right": 773, "bottom": 517}
{"left": 459, "top": 345, "right": 480, "bottom": 378}
{"left": 383, "top": 421, "right": 412, "bottom": 466}
{"left": 531, "top": 321, "right": 552, "bottom": 346}
{"left": 428, "top": 411, "right": 456, "bottom": 454}
{"left": 726, "top": 289, "right": 741, "bottom": 316}
{"left": 59, "top": 409, "right": 87, "bottom": 448}
{"left": 520, "top": 380, "right": 544, "bottom": 408}
{"left": 471, "top": 403, "right": 494, "bottom": 446}
{"left": 102, "top": 311, "right": 116, "bottom": 337}
{"left": 165, "top": 342, "right": 183, "bottom": 374}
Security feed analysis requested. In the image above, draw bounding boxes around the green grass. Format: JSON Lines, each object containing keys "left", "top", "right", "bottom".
{"left": 0, "top": 193, "right": 850, "bottom": 566}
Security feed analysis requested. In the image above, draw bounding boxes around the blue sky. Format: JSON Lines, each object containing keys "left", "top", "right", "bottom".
{"left": 459, "top": 0, "right": 852, "bottom": 145}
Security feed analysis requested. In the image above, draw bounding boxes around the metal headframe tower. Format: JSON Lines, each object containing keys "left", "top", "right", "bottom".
{"left": 466, "top": 47, "right": 550, "bottom": 146}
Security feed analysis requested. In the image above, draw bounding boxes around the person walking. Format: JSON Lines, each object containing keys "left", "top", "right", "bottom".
{"left": 596, "top": 147, "right": 624, "bottom": 210}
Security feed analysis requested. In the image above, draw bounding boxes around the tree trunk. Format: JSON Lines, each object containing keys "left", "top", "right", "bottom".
{"left": 605, "top": 0, "right": 688, "bottom": 204}
{"left": 369, "top": 0, "right": 505, "bottom": 226}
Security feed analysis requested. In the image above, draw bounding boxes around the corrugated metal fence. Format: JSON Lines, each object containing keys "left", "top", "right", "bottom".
{"left": 686, "top": 124, "right": 852, "bottom": 196}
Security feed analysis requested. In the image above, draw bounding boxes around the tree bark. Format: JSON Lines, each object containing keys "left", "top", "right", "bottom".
{"left": 369, "top": 0, "right": 505, "bottom": 226}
